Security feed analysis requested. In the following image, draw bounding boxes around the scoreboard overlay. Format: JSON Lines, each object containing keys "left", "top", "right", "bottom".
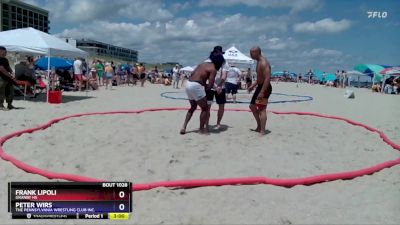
{"left": 8, "top": 182, "right": 132, "bottom": 220}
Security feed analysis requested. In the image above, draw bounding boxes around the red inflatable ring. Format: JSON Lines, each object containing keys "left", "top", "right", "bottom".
{"left": 1, "top": 107, "right": 399, "bottom": 191}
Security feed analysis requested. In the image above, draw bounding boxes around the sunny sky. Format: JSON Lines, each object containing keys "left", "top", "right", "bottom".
{"left": 22, "top": 0, "right": 400, "bottom": 73}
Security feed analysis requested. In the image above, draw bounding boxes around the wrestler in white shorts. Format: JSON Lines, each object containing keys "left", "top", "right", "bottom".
{"left": 185, "top": 80, "right": 206, "bottom": 101}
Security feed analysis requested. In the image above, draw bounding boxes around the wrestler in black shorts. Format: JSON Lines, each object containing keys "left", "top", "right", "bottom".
{"left": 250, "top": 84, "right": 272, "bottom": 105}
{"left": 206, "top": 89, "right": 226, "bottom": 104}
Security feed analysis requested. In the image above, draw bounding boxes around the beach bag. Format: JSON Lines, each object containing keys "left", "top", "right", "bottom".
{"left": 344, "top": 89, "right": 355, "bottom": 99}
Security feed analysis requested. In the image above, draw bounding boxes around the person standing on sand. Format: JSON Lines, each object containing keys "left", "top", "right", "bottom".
{"left": 225, "top": 65, "right": 241, "bottom": 104}
{"left": 104, "top": 62, "right": 114, "bottom": 90}
{"left": 180, "top": 53, "right": 225, "bottom": 135}
{"left": 96, "top": 60, "right": 104, "bottom": 86}
{"left": 205, "top": 46, "right": 228, "bottom": 131}
{"left": 245, "top": 68, "right": 252, "bottom": 89}
{"left": 0, "top": 46, "right": 17, "bottom": 110}
{"left": 138, "top": 63, "right": 146, "bottom": 87}
{"left": 296, "top": 73, "right": 302, "bottom": 87}
{"left": 307, "top": 69, "right": 313, "bottom": 84}
{"left": 73, "top": 58, "right": 83, "bottom": 91}
{"left": 180, "top": 70, "right": 187, "bottom": 88}
{"left": 172, "top": 64, "right": 180, "bottom": 89}
{"left": 342, "top": 70, "right": 348, "bottom": 88}
{"left": 247, "top": 47, "right": 272, "bottom": 136}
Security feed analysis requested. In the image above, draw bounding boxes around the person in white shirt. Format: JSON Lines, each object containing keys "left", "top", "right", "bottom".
{"left": 172, "top": 64, "right": 180, "bottom": 89}
{"left": 73, "top": 58, "right": 83, "bottom": 91}
{"left": 204, "top": 46, "right": 228, "bottom": 130}
{"left": 225, "top": 65, "right": 241, "bottom": 103}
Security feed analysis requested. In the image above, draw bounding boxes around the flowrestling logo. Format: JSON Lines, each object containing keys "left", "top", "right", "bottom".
{"left": 367, "top": 11, "right": 388, "bottom": 19}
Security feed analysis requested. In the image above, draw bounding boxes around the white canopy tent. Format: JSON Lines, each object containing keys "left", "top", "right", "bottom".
{"left": 0, "top": 27, "right": 88, "bottom": 102}
{"left": 223, "top": 46, "right": 254, "bottom": 68}
{"left": 347, "top": 70, "right": 371, "bottom": 88}
{"left": 0, "top": 27, "right": 87, "bottom": 58}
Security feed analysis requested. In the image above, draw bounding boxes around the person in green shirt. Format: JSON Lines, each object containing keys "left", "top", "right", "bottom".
{"left": 96, "top": 60, "right": 105, "bottom": 86}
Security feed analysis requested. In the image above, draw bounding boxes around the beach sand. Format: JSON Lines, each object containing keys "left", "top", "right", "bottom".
{"left": 1, "top": 82, "right": 399, "bottom": 224}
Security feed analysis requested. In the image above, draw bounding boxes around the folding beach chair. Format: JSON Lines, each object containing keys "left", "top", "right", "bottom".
{"left": 14, "top": 80, "right": 34, "bottom": 100}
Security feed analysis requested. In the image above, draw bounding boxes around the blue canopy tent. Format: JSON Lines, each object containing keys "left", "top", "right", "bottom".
{"left": 35, "top": 57, "right": 73, "bottom": 70}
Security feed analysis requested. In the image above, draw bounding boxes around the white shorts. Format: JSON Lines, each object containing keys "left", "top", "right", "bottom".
{"left": 185, "top": 81, "right": 206, "bottom": 101}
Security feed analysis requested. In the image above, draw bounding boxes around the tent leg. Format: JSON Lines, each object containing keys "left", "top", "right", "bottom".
{"left": 47, "top": 53, "right": 50, "bottom": 103}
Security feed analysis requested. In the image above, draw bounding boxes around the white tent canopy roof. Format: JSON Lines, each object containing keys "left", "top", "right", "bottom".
{"left": 0, "top": 27, "right": 88, "bottom": 58}
{"left": 347, "top": 70, "right": 368, "bottom": 76}
{"left": 180, "top": 66, "right": 194, "bottom": 72}
{"left": 223, "top": 46, "right": 254, "bottom": 64}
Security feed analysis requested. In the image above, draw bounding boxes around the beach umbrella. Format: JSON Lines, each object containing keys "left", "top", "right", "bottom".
{"left": 325, "top": 73, "right": 336, "bottom": 81}
{"left": 35, "top": 57, "right": 73, "bottom": 70}
{"left": 354, "top": 64, "right": 388, "bottom": 76}
{"left": 380, "top": 67, "right": 400, "bottom": 75}
{"left": 272, "top": 71, "right": 284, "bottom": 77}
{"left": 354, "top": 64, "right": 392, "bottom": 82}
{"left": 289, "top": 72, "right": 297, "bottom": 80}
{"left": 379, "top": 67, "right": 400, "bottom": 93}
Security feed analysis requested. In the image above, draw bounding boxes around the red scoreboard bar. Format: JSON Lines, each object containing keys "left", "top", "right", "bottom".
{"left": 8, "top": 182, "right": 132, "bottom": 220}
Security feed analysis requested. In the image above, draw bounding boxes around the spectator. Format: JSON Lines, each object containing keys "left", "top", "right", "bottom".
{"left": 307, "top": 69, "right": 313, "bottom": 84}
{"left": 73, "top": 58, "right": 83, "bottom": 91}
{"left": 15, "top": 57, "right": 36, "bottom": 86}
{"left": 82, "top": 59, "right": 88, "bottom": 77}
{"left": 137, "top": 63, "right": 146, "bottom": 87}
{"left": 96, "top": 60, "right": 104, "bottom": 86}
{"left": 0, "top": 46, "right": 16, "bottom": 110}
{"left": 296, "top": 73, "right": 302, "bottom": 87}
{"left": 383, "top": 76, "right": 395, "bottom": 94}
{"left": 88, "top": 70, "right": 99, "bottom": 90}
{"left": 172, "top": 64, "right": 180, "bottom": 89}
{"left": 245, "top": 68, "right": 252, "bottom": 89}
{"left": 130, "top": 64, "right": 138, "bottom": 86}
{"left": 225, "top": 65, "right": 241, "bottom": 103}
{"left": 342, "top": 70, "right": 348, "bottom": 88}
{"left": 372, "top": 82, "right": 382, "bottom": 92}
{"left": 180, "top": 70, "right": 187, "bottom": 88}
{"left": 334, "top": 70, "right": 340, "bottom": 87}
{"left": 393, "top": 76, "right": 400, "bottom": 94}
{"left": 104, "top": 62, "right": 114, "bottom": 90}
{"left": 90, "top": 61, "right": 97, "bottom": 83}
{"left": 116, "top": 64, "right": 125, "bottom": 85}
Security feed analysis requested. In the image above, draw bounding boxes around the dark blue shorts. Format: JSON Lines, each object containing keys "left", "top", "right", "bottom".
{"left": 225, "top": 82, "right": 238, "bottom": 94}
